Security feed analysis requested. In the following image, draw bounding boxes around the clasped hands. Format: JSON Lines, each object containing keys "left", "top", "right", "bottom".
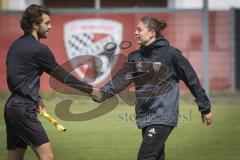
{"left": 91, "top": 87, "right": 104, "bottom": 103}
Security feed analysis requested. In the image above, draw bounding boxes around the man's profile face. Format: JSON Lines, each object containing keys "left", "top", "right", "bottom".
{"left": 36, "top": 14, "right": 52, "bottom": 39}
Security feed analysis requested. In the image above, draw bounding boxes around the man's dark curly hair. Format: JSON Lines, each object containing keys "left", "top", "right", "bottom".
{"left": 20, "top": 4, "right": 50, "bottom": 35}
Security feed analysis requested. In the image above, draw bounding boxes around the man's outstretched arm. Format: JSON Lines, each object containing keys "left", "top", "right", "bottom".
{"left": 35, "top": 46, "right": 93, "bottom": 95}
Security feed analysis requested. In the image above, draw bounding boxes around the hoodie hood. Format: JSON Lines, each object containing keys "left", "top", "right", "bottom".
{"left": 139, "top": 36, "right": 169, "bottom": 56}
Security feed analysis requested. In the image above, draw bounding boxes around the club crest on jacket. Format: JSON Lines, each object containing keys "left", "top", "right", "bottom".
{"left": 153, "top": 62, "right": 161, "bottom": 72}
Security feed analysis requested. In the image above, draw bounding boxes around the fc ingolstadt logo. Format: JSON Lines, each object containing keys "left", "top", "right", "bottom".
{"left": 64, "top": 18, "right": 123, "bottom": 85}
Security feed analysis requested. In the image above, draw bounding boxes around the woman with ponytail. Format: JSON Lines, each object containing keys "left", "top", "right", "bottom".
{"left": 92, "top": 16, "right": 213, "bottom": 160}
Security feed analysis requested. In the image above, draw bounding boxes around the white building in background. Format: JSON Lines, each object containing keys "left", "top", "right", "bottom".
{"left": 0, "top": 0, "right": 42, "bottom": 10}
{"left": 168, "top": 0, "right": 240, "bottom": 10}
{"left": 9, "top": 0, "right": 42, "bottom": 10}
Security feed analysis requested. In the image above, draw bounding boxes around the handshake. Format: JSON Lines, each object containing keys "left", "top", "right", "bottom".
{"left": 90, "top": 87, "right": 104, "bottom": 103}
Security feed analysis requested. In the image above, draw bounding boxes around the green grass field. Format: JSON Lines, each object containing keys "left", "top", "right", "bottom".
{"left": 0, "top": 93, "right": 240, "bottom": 160}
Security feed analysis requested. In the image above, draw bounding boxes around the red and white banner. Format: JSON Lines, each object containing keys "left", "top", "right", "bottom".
{"left": 0, "top": 12, "right": 232, "bottom": 92}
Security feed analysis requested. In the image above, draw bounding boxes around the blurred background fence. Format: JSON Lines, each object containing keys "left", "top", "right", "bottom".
{"left": 0, "top": 0, "right": 239, "bottom": 93}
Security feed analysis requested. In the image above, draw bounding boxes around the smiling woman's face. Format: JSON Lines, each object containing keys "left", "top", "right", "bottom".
{"left": 135, "top": 21, "right": 156, "bottom": 46}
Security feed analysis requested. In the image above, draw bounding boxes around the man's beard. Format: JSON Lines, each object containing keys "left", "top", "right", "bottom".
{"left": 37, "top": 27, "right": 48, "bottom": 39}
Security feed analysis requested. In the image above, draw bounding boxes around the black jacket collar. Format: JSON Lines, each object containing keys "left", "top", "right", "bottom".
{"left": 139, "top": 36, "right": 169, "bottom": 56}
